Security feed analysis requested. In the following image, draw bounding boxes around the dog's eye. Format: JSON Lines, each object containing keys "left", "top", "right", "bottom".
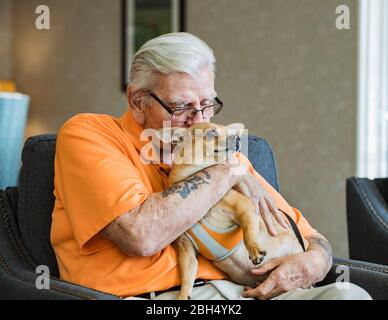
{"left": 171, "top": 134, "right": 184, "bottom": 146}
{"left": 172, "top": 135, "right": 184, "bottom": 142}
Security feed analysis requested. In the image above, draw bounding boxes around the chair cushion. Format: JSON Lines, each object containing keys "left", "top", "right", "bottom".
{"left": 18, "top": 135, "right": 59, "bottom": 276}
{"left": 244, "top": 136, "right": 279, "bottom": 191}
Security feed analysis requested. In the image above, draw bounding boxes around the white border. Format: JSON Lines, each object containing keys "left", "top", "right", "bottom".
{"left": 357, "top": 0, "right": 388, "bottom": 178}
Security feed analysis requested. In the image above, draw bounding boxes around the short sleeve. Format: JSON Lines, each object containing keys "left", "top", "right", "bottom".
{"left": 290, "top": 207, "right": 317, "bottom": 238}
{"left": 54, "top": 120, "right": 150, "bottom": 254}
{"left": 236, "top": 153, "right": 317, "bottom": 237}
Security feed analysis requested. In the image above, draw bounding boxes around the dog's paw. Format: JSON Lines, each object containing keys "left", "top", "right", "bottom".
{"left": 249, "top": 255, "right": 266, "bottom": 265}
{"left": 245, "top": 241, "right": 267, "bottom": 265}
{"left": 176, "top": 294, "right": 190, "bottom": 300}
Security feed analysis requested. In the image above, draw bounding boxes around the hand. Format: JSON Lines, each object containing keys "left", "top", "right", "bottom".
{"left": 232, "top": 173, "right": 288, "bottom": 235}
{"left": 243, "top": 250, "right": 327, "bottom": 300}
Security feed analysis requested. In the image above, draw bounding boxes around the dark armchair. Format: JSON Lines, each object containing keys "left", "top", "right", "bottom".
{"left": 1, "top": 135, "right": 388, "bottom": 299}
{"left": 347, "top": 177, "right": 388, "bottom": 266}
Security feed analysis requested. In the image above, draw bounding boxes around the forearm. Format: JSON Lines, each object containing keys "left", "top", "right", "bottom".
{"left": 305, "top": 232, "right": 333, "bottom": 281}
{"left": 114, "top": 164, "right": 237, "bottom": 256}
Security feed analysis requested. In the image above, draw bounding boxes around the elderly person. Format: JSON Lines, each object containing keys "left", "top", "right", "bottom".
{"left": 51, "top": 32, "right": 370, "bottom": 300}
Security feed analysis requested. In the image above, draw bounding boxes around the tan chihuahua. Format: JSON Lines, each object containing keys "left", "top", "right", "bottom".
{"left": 158, "top": 122, "right": 308, "bottom": 300}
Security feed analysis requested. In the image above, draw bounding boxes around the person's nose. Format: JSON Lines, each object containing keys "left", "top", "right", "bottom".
{"left": 185, "top": 112, "right": 204, "bottom": 127}
{"left": 185, "top": 102, "right": 205, "bottom": 126}
{"left": 191, "top": 109, "right": 204, "bottom": 124}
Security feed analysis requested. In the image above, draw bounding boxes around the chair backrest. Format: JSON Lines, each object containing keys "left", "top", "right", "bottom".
{"left": 243, "top": 136, "right": 279, "bottom": 191}
{"left": 18, "top": 135, "right": 58, "bottom": 275}
{"left": 16, "top": 134, "right": 279, "bottom": 277}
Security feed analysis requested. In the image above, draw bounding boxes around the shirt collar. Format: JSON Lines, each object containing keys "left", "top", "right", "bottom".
{"left": 120, "top": 109, "right": 172, "bottom": 175}
{"left": 120, "top": 109, "right": 144, "bottom": 153}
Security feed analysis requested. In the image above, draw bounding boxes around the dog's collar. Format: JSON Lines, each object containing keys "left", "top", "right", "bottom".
{"left": 278, "top": 209, "right": 306, "bottom": 252}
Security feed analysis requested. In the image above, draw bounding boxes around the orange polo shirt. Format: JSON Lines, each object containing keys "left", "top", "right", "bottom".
{"left": 50, "top": 109, "right": 316, "bottom": 297}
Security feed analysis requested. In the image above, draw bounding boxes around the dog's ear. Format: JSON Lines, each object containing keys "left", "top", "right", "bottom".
{"left": 156, "top": 127, "right": 187, "bottom": 148}
{"left": 226, "top": 123, "right": 245, "bottom": 131}
{"left": 171, "top": 128, "right": 188, "bottom": 148}
{"left": 226, "top": 123, "right": 245, "bottom": 136}
{"left": 156, "top": 127, "right": 174, "bottom": 144}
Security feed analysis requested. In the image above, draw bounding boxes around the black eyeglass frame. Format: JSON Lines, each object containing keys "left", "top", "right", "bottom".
{"left": 149, "top": 93, "right": 224, "bottom": 120}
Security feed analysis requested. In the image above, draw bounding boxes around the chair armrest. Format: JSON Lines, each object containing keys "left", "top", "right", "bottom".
{"left": 346, "top": 177, "right": 388, "bottom": 265}
{"left": 4, "top": 187, "right": 387, "bottom": 300}
{"left": 0, "top": 257, "right": 121, "bottom": 300}
{"left": 0, "top": 190, "right": 120, "bottom": 300}
{"left": 317, "top": 256, "right": 388, "bottom": 300}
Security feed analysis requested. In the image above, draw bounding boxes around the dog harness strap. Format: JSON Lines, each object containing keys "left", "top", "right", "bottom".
{"left": 185, "top": 218, "right": 244, "bottom": 261}
{"left": 279, "top": 209, "right": 306, "bottom": 252}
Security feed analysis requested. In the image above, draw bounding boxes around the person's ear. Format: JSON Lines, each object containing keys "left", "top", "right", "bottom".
{"left": 128, "top": 88, "right": 147, "bottom": 125}
{"left": 127, "top": 85, "right": 140, "bottom": 109}
{"left": 126, "top": 85, "right": 131, "bottom": 103}
{"left": 130, "top": 90, "right": 146, "bottom": 112}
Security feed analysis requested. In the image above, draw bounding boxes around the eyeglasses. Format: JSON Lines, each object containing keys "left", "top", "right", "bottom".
{"left": 149, "top": 93, "right": 224, "bottom": 123}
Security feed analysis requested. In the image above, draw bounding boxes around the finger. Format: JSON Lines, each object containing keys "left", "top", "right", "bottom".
{"left": 259, "top": 288, "right": 287, "bottom": 300}
{"left": 265, "top": 197, "right": 288, "bottom": 229}
{"left": 234, "top": 181, "right": 251, "bottom": 199}
{"left": 253, "top": 199, "right": 260, "bottom": 217}
{"left": 259, "top": 275, "right": 298, "bottom": 300}
{"left": 243, "top": 274, "right": 277, "bottom": 299}
{"left": 251, "top": 256, "right": 284, "bottom": 275}
{"left": 259, "top": 199, "right": 277, "bottom": 236}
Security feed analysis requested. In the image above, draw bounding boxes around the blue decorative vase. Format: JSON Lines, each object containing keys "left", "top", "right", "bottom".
{"left": 0, "top": 93, "right": 30, "bottom": 189}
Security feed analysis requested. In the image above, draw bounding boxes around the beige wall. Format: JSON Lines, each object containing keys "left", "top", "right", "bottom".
{"left": 10, "top": 0, "right": 127, "bottom": 136}
{"left": 0, "top": 0, "right": 12, "bottom": 79}
{"left": 4, "top": 0, "right": 358, "bottom": 257}
{"left": 187, "top": 0, "right": 358, "bottom": 257}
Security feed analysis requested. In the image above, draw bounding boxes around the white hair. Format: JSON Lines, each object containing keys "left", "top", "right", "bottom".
{"left": 128, "top": 32, "right": 216, "bottom": 93}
